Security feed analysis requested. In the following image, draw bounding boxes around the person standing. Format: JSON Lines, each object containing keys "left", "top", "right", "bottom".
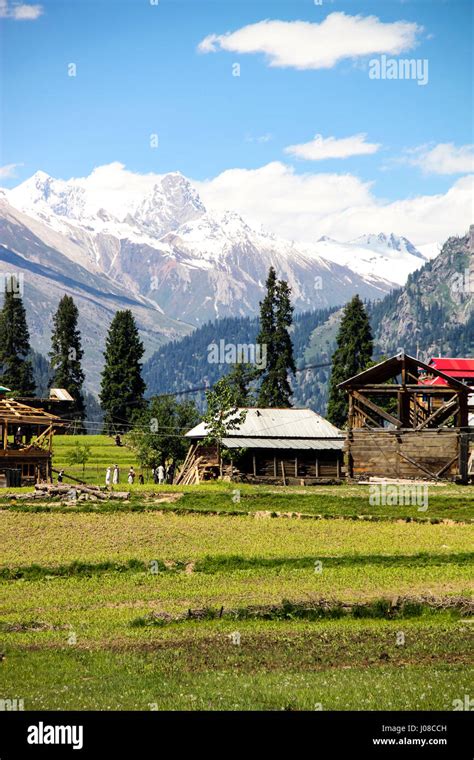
{"left": 57, "top": 469, "right": 64, "bottom": 484}
{"left": 128, "top": 466, "right": 135, "bottom": 485}
{"left": 105, "top": 467, "right": 111, "bottom": 487}
{"left": 166, "top": 462, "right": 175, "bottom": 484}
{"left": 138, "top": 473, "right": 144, "bottom": 485}
{"left": 157, "top": 464, "right": 165, "bottom": 484}
{"left": 152, "top": 466, "right": 159, "bottom": 485}
{"left": 113, "top": 464, "right": 120, "bottom": 485}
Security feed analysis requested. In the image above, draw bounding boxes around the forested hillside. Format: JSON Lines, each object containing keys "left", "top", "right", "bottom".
{"left": 143, "top": 308, "right": 338, "bottom": 413}
{"left": 142, "top": 231, "right": 472, "bottom": 416}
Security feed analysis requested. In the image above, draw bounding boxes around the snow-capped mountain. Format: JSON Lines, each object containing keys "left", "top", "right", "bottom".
{"left": 0, "top": 167, "right": 432, "bottom": 386}
{"left": 3, "top": 169, "right": 400, "bottom": 322}
{"left": 352, "top": 232, "right": 424, "bottom": 258}
{"left": 309, "top": 232, "right": 428, "bottom": 286}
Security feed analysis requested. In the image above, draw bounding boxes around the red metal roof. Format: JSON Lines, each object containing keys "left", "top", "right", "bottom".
{"left": 428, "top": 357, "right": 474, "bottom": 377}
{"left": 419, "top": 357, "right": 474, "bottom": 387}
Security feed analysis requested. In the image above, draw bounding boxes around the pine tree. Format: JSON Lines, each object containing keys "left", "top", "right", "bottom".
{"left": 99, "top": 310, "right": 146, "bottom": 433}
{"left": 0, "top": 281, "right": 35, "bottom": 396}
{"left": 49, "top": 295, "right": 86, "bottom": 427}
{"left": 327, "top": 295, "right": 373, "bottom": 428}
{"left": 257, "top": 267, "right": 295, "bottom": 407}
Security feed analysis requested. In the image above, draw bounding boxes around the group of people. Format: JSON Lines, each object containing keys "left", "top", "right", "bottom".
{"left": 152, "top": 462, "right": 175, "bottom": 484}
{"left": 104, "top": 463, "right": 174, "bottom": 487}
{"left": 105, "top": 465, "right": 144, "bottom": 486}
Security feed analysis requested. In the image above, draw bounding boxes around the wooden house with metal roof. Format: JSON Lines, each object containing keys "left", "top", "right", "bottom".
{"left": 182, "top": 407, "right": 345, "bottom": 484}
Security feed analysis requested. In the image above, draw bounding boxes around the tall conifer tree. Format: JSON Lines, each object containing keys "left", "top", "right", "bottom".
{"left": 257, "top": 267, "right": 295, "bottom": 407}
{"left": 99, "top": 310, "right": 146, "bottom": 433}
{"left": 327, "top": 295, "right": 373, "bottom": 428}
{"left": 50, "top": 295, "right": 86, "bottom": 426}
{"left": 0, "top": 281, "right": 35, "bottom": 396}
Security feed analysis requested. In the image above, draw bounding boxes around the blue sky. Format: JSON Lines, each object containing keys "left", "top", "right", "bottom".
{"left": 0, "top": 0, "right": 472, "bottom": 244}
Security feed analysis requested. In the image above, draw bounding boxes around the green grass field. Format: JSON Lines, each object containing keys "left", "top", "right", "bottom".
{"left": 0, "top": 435, "right": 472, "bottom": 710}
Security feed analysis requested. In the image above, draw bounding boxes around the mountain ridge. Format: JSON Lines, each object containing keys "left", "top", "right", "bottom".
{"left": 0, "top": 168, "right": 452, "bottom": 392}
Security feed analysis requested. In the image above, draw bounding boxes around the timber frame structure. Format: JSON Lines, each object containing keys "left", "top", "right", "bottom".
{"left": 0, "top": 397, "right": 64, "bottom": 486}
{"left": 338, "top": 353, "right": 471, "bottom": 483}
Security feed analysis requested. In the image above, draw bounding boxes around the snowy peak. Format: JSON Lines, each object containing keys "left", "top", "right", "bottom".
{"left": 7, "top": 169, "right": 207, "bottom": 237}
{"left": 311, "top": 233, "right": 428, "bottom": 286}
{"left": 4, "top": 170, "right": 430, "bottom": 297}
{"left": 9, "top": 171, "right": 88, "bottom": 222}
{"left": 351, "top": 232, "right": 425, "bottom": 260}
{"left": 131, "top": 172, "right": 206, "bottom": 237}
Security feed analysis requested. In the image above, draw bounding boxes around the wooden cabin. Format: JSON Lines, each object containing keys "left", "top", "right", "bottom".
{"left": 338, "top": 353, "right": 471, "bottom": 483}
{"left": 181, "top": 408, "right": 345, "bottom": 485}
{"left": 0, "top": 394, "right": 64, "bottom": 486}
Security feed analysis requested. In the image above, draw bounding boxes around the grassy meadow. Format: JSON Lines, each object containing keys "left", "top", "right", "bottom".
{"left": 0, "top": 435, "right": 472, "bottom": 710}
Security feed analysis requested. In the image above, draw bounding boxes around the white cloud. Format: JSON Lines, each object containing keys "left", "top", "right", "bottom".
{"left": 285, "top": 133, "right": 380, "bottom": 161}
{"left": 0, "top": 163, "right": 23, "bottom": 179}
{"left": 400, "top": 142, "right": 474, "bottom": 175}
{"left": 195, "top": 161, "right": 473, "bottom": 247}
{"left": 198, "top": 13, "right": 422, "bottom": 70}
{"left": 0, "top": 2, "right": 43, "bottom": 20}
{"left": 73, "top": 162, "right": 163, "bottom": 218}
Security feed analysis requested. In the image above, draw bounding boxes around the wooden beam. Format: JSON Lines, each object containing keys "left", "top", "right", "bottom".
{"left": 397, "top": 451, "right": 441, "bottom": 480}
{"left": 349, "top": 384, "right": 460, "bottom": 393}
{"left": 458, "top": 433, "right": 469, "bottom": 484}
{"left": 352, "top": 390, "right": 401, "bottom": 428}
{"left": 458, "top": 391, "right": 469, "bottom": 428}
{"left": 353, "top": 402, "right": 383, "bottom": 429}
{"left": 415, "top": 397, "right": 459, "bottom": 430}
{"left": 348, "top": 393, "right": 354, "bottom": 431}
{"left": 436, "top": 454, "right": 459, "bottom": 478}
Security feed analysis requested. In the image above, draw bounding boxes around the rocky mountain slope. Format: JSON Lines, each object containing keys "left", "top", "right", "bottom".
{"left": 371, "top": 229, "right": 473, "bottom": 358}
{"left": 0, "top": 197, "right": 192, "bottom": 392}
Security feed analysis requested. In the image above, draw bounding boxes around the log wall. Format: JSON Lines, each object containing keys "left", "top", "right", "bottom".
{"left": 346, "top": 429, "right": 462, "bottom": 480}
{"left": 239, "top": 449, "right": 343, "bottom": 480}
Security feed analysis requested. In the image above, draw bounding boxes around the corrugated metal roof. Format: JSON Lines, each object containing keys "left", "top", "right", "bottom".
{"left": 429, "top": 357, "right": 474, "bottom": 376}
{"left": 186, "top": 407, "right": 343, "bottom": 440}
{"left": 221, "top": 437, "right": 345, "bottom": 450}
